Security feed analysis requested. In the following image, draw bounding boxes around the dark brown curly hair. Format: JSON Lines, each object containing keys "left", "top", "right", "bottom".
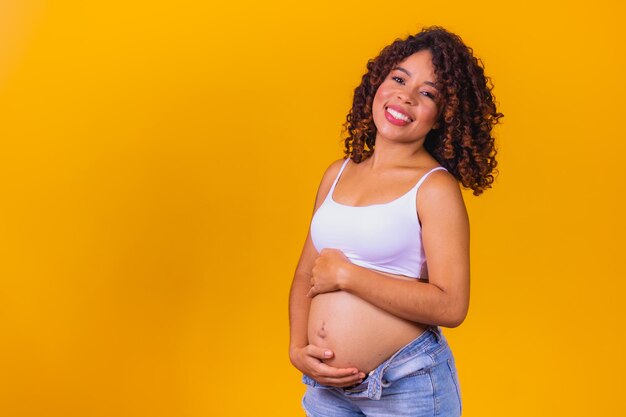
{"left": 343, "top": 26, "right": 503, "bottom": 195}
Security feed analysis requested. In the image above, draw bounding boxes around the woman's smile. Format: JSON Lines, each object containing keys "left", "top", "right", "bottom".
{"left": 384, "top": 105, "right": 414, "bottom": 125}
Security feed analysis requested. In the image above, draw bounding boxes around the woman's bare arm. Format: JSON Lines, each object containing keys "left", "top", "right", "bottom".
{"left": 288, "top": 159, "right": 365, "bottom": 387}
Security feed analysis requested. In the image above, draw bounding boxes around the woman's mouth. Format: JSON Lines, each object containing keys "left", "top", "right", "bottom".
{"left": 384, "top": 106, "right": 413, "bottom": 126}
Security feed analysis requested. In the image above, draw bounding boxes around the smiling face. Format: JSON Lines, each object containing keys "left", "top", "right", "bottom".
{"left": 372, "top": 49, "right": 441, "bottom": 145}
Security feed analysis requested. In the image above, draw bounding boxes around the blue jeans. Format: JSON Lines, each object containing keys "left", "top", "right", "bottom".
{"left": 301, "top": 326, "right": 462, "bottom": 417}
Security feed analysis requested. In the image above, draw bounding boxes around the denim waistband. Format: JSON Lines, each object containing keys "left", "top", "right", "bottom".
{"left": 302, "top": 325, "right": 451, "bottom": 400}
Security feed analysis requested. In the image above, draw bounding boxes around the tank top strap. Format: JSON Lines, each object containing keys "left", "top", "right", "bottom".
{"left": 413, "top": 166, "right": 448, "bottom": 193}
{"left": 329, "top": 158, "right": 351, "bottom": 194}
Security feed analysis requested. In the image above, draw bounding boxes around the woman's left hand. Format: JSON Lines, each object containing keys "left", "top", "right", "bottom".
{"left": 307, "top": 248, "right": 352, "bottom": 298}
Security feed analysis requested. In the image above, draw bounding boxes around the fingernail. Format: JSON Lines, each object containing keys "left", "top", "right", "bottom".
{"left": 324, "top": 350, "right": 332, "bottom": 357}
{"left": 352, "top": 370, "right": 358, "bottom": 374}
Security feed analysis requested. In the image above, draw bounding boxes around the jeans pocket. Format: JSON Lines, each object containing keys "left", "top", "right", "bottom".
{"left": 446, "top": 358, "right": 462, "bottom": 415}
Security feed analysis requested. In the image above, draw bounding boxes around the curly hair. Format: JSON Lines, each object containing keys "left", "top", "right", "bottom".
{"left": 343, "top": 26, "right": 503, "bottom": 195}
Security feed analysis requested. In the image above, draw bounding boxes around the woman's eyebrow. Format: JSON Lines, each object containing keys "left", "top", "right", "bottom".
{"left": 392, "top": 66, "right": 412, "bottom": 77}
{"left": 391, "top": 66, "right": 438, "bottom": 90}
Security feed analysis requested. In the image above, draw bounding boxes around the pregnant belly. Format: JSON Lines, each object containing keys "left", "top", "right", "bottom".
{"left": 307, "top": 274, "right": 429, "bottom": 373}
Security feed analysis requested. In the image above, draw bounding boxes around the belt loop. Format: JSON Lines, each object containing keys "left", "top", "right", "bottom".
{"left": 429, "top": 325, "right": 442, "bottom": 342}
{"left": 367, "top": 377, "right": 382, "bottom": 400}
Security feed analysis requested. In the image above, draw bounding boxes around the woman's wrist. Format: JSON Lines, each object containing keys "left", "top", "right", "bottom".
{"left": 289, "top": 345, "right": 303, "bottom": 365}
{"left": 290, "top": 343, "right": 305, "bottom": 354}
{"left": 337, "top": 262, "right": 357, "bottom": 291}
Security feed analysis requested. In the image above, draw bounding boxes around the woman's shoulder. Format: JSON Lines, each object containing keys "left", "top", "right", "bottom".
{"left": 312, "top": 158, "right": 349, "bottom": 205}
{"left": 327, "top": 157, "right": 350, "bottom": 171}
{"left": 319, "top": 157, "right": 349, "bottom": 184}
{"left": 416, "top": 166, "right": 467, "bottom": 217}
{"left": 419, "top": 166, "right": 461, "bottom": 195}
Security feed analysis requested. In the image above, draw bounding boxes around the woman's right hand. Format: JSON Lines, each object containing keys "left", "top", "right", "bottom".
{"left": 290, "top": 344, "right": 366, "bottom": 388}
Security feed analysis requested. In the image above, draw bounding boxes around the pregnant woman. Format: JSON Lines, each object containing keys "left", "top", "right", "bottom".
{"left": 288, "top": 26, "right": 502, "bottom": 416}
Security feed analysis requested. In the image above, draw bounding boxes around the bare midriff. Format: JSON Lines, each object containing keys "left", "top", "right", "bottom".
{"left": 307, "top": 271, "right": 429, "bottom": 374}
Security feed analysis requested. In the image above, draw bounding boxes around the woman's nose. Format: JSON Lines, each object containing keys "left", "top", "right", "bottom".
{"left": 397, "top": 91, "right": 415, "bottom": 105}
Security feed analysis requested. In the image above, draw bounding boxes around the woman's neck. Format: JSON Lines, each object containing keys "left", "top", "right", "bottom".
{"left": 367, "top": 136, "right": 431, "bottom": 169}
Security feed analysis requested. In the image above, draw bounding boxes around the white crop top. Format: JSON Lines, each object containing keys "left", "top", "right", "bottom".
{"left": 310, "top": 158, "right": 448, "bottom": 278}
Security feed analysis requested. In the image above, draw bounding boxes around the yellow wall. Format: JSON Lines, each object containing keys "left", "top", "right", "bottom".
{"left": 1, "top": 1, "right": 625, "bottom": 416}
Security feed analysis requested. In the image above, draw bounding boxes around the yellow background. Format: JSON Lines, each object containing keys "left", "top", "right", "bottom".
{"left": 1, "top": 0, "right": 625, "bottom": 416}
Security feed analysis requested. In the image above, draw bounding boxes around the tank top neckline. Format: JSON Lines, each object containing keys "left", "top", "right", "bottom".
{"left": 328, "top": 158, "right": 448, "bottom": 209}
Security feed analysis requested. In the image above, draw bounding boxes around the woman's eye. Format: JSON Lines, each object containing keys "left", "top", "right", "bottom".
{"left": 391, "top": 75, "right": 436, "bottom": 100}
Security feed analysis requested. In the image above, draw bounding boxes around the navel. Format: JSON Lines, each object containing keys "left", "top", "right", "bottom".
{"left": 317, "top": 321, "right": 327, "bottom": 339}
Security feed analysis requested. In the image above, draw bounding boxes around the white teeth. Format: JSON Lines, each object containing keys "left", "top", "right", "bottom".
{"left": 386, "top": 107, "right": 411, "bottom": 122}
